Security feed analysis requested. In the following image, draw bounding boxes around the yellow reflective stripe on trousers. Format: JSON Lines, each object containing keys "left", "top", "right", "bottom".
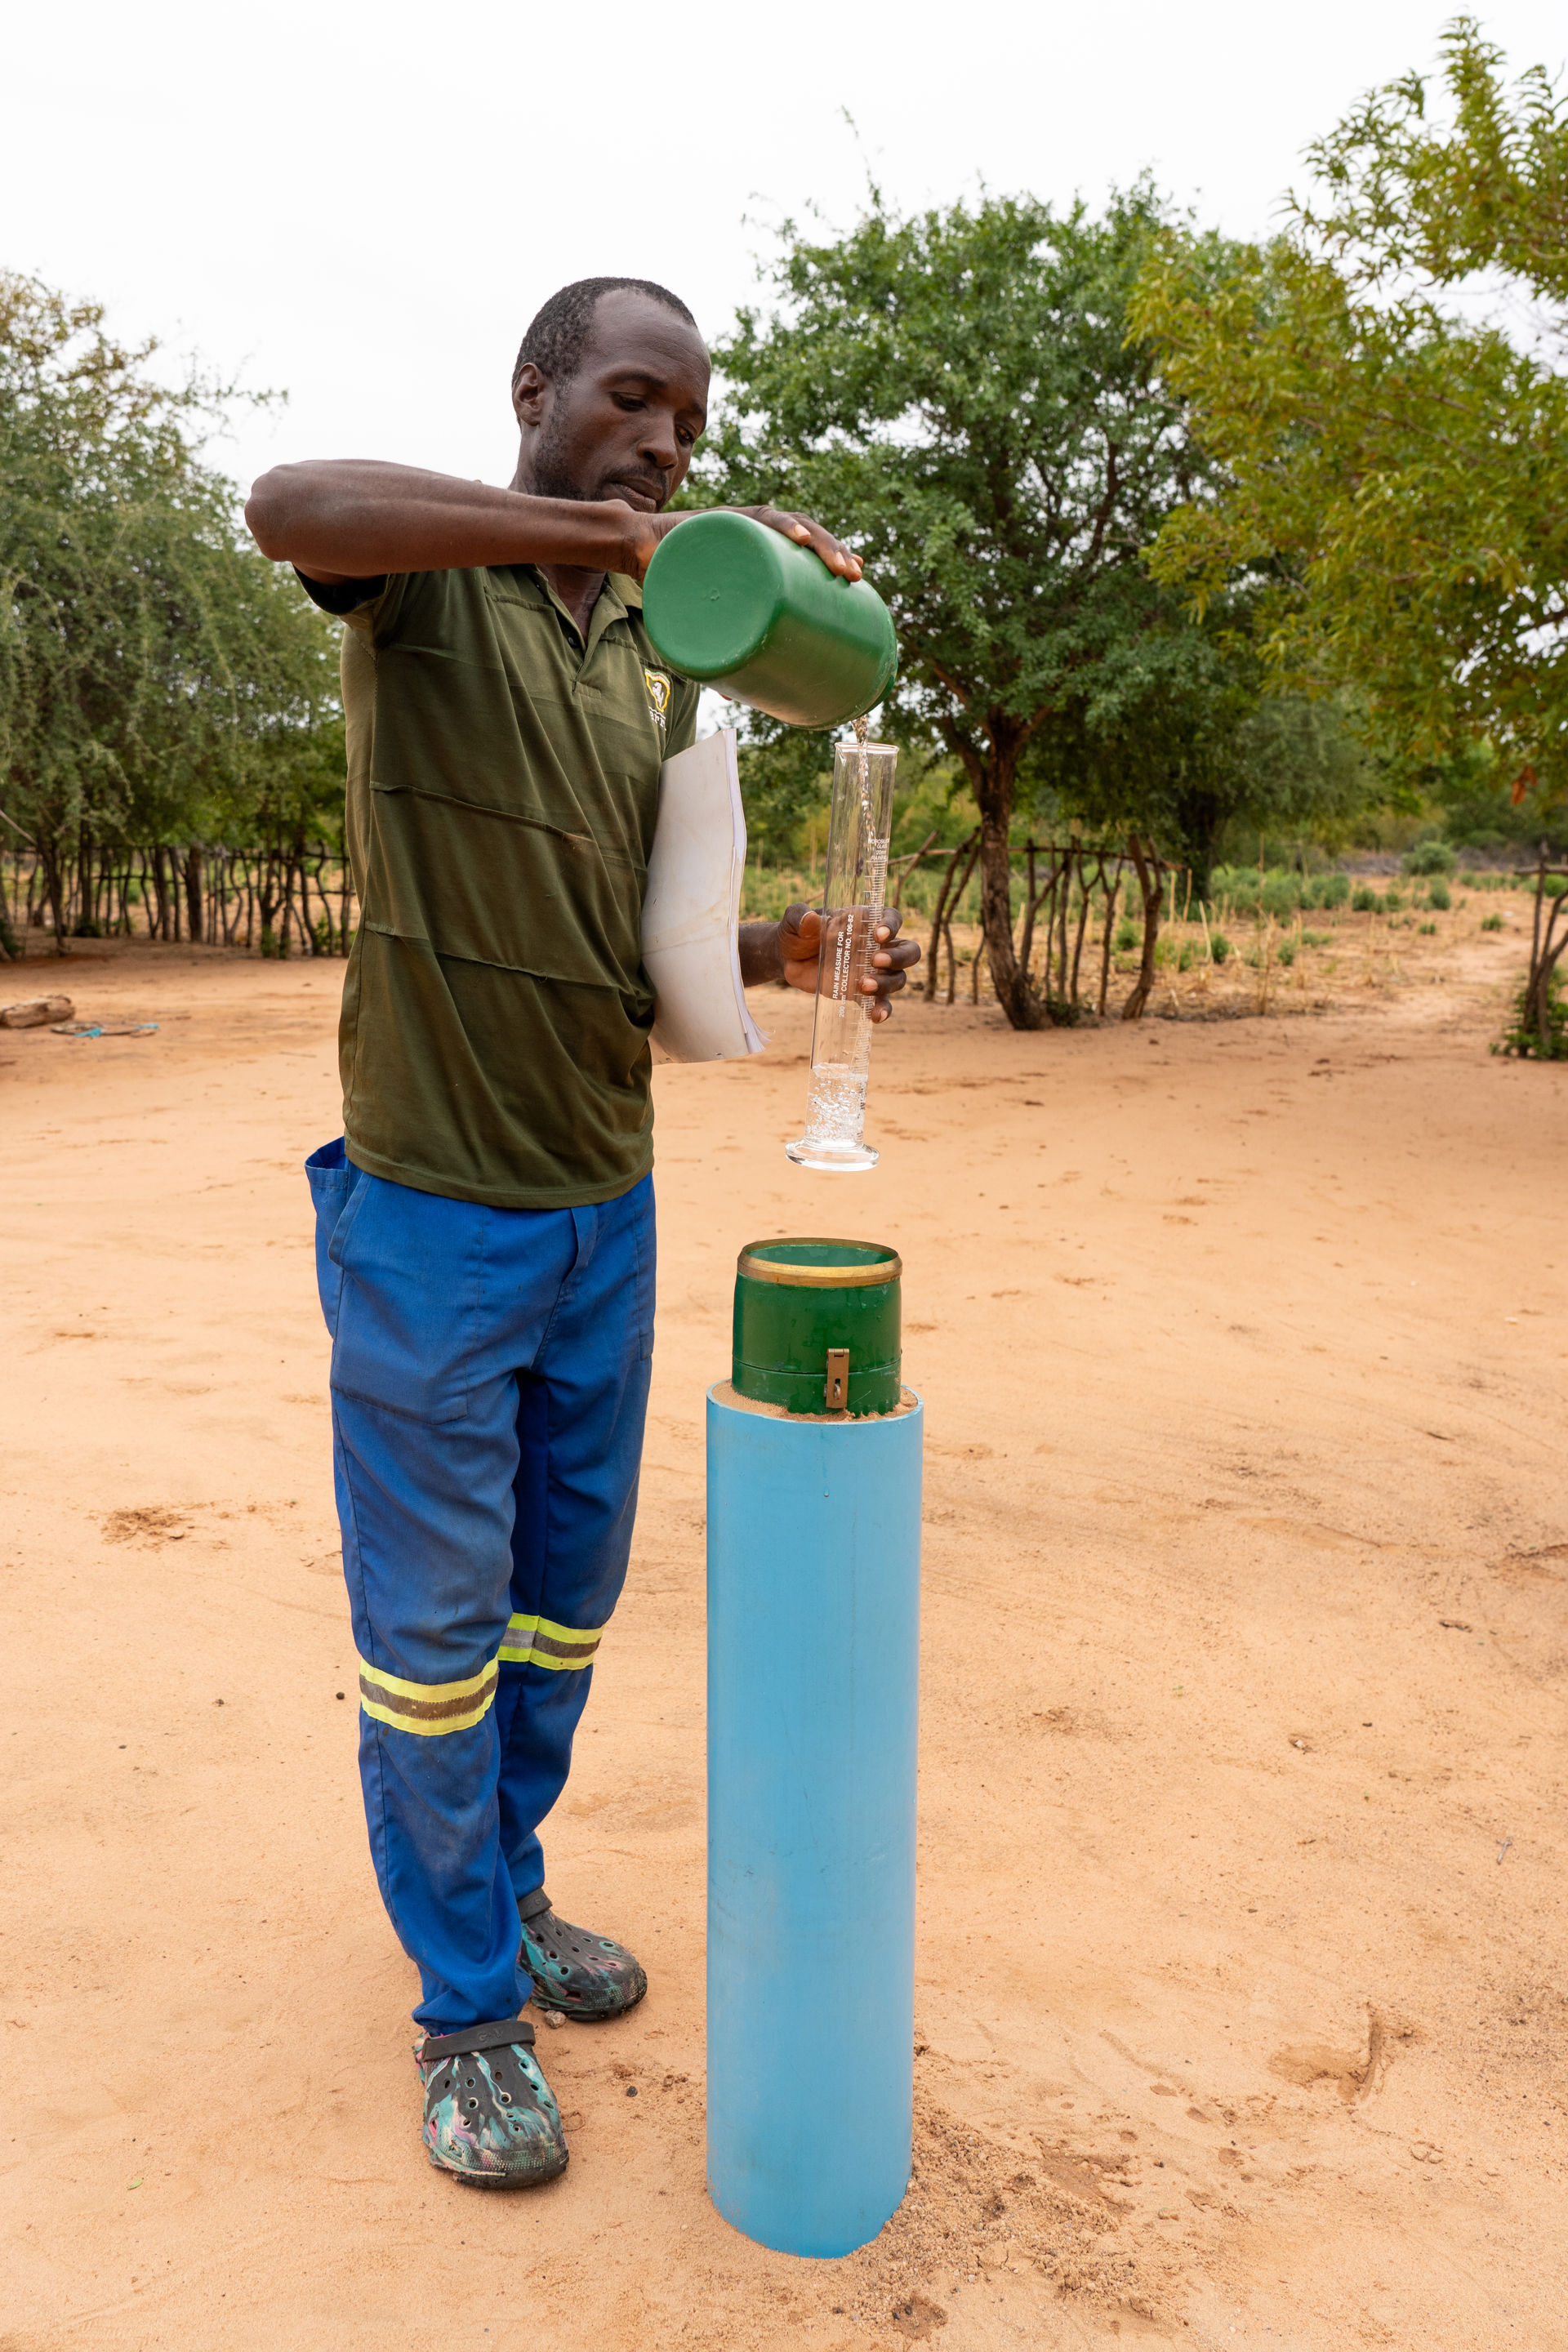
{"left": 496, "top": 1612, "right": 604, "bottom": 1672}
{"left": 358, "top": 1651, "right": 498, "bottom": 1735}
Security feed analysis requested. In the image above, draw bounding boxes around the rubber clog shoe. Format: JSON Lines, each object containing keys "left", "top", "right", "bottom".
{"left": 416, "top": 2016, "right": 568, "bottom": 2187}
{"left": 519, "top": 1886, "right": 648, "bottom": 2020}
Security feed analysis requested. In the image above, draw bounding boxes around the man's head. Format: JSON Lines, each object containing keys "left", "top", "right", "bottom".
{"left": 511, "top": 278, "right": 708, "bottom": 515}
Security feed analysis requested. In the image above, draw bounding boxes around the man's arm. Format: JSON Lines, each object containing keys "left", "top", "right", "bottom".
{"left": 243, "top": 459, "right": 862, "bottom": 589}
{"left": 244, "top": 460, "right": 650, "bottom": 588}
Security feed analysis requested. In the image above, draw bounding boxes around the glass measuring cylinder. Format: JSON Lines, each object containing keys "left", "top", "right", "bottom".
{"left": 786, "top": 737, "right": 898, "bottom": 1173}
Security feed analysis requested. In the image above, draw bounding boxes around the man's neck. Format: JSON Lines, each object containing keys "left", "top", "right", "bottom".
{"left": 537, "top": 561, "right": 608, "bottom": 642}
{"left": 510, "top": 453, "right": 606, "bottom": 640}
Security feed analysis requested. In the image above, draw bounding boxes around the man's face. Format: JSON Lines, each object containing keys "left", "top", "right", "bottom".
{"left": 514, "top": 290, "right": 709, "bottom": 515}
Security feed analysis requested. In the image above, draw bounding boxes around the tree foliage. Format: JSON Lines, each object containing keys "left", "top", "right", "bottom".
{"left": 697, "top": 188, "right": 1364, "bottom": 1019}
{"left": 1131, "top": 20, "right": 1568, "bottom": 820}
{"left": 0, "top": 270, "right": 341, "bottom": 946}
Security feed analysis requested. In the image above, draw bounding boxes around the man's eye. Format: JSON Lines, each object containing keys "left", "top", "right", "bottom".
{"left": 613, "top": 394, "right": 646, "bottom": 412}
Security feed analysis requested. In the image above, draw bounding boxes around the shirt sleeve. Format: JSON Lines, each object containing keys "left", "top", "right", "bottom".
{"left": 294, "top": 568, "right": 417, "bottom": 644}
{"left": 294, "top": 567, "right": 386, "bottom": 617}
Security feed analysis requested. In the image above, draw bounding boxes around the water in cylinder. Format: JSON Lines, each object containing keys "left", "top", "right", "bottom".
{"left": 786, "top": 728, "right": 897, "bottom": 1173}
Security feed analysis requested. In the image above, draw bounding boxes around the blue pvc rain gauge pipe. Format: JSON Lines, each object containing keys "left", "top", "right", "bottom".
{"left": 706, "top": 1238, "right": 923, "bottom": 2256}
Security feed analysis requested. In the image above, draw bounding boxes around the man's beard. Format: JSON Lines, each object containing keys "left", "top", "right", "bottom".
{"left": 529, "top": 412, "right": 594, "bottom": 504}
{"left": 528, "top": 408, "right": 664, "bottom": 510}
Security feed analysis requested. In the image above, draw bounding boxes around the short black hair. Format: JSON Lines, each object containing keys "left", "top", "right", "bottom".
{"left": 513, "top": 278, "right": 699, "bottom": 387}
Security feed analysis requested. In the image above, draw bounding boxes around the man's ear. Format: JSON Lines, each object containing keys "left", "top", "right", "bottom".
{"left": 512, "top": 362, "right": 549, "bottom": 429}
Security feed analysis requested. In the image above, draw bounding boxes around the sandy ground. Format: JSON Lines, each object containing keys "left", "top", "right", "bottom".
{"left": 2, "top": 925, "right": 1566, "bottom": 2352}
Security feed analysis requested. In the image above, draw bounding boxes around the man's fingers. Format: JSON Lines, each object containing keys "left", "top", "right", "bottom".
{"left": 752, "top": 506, "right": 863, "bottom": 581}
{"left": 781, "top": 900, "right": 821, "bottom": 953}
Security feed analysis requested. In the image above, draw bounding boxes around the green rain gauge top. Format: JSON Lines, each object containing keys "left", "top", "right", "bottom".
{"left": 642, "top": 513, "right": 897, "bottom": 728}
{"left": 732, "top": 1237, "right": 902, "bottom": 1417}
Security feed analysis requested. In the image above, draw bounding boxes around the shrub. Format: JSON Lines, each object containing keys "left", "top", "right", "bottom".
{"left": 1352, "top": 885, "right": 1379, "bottom": 912}
{"left": 1209, "top": 932, "right": 1232, "bottom": 964}
{"left": 1497, "top": 970, "right": 1568, "bottom": 1059}
{"left": 1426, "top": 880, "right": 1451, "bottom": 911}
{"left": 1481, "top": 913, "right": 1504, "bottom": 932}
{"left": 1383, "top": 887, "right": 1405, "bottom": 911}
{"left": 1301, "top": 929, "right": 1333, "bottom": 948}
{"left": 1277, "top": 941, "right": 1297, "bottom": 967}
{"left": 1178, "top": 941, "right": 1194, "bottom": 972}
{"left": 1403, "top": 840, "right": 1457, "bottom": 876}
{"left": 1262, "top": 873, "right": 1303, "bottom": 918}
{"left": 1419, "top": 920, "right": 1437, "bottom": 934}
{"left": 1115, "top": 920, "right": 1137, "bottom": 951}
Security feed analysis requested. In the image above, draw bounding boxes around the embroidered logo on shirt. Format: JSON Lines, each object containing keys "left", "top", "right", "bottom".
{"left": 644, "top": 668, "right": 672, "bottom": 732}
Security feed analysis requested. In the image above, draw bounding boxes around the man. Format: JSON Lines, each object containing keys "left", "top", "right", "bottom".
{"left": 245, "top": 277, "right": 918, "bottom": 2188}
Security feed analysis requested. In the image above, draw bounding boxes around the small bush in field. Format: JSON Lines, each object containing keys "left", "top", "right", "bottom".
{"left": 1352, "top": 885, "right": 1379, "bottom": 912}
{"left": 1481, "top": 912, "right": 1504, "bottom": 931}
{"left": 1209, "top": 932, "right": 1232, "bottom": 964}
{"left": 1115, "top": 920, "right": 1137, "bottom": 951}
{"left": 1403, "top": 840, "right": 1456, "bottom": 876}
{"left": 1497, "top": 970, "right": 1568, "bottom": 1058}
{"left": 1383, "top": 886, "right": 1405, "bottom": 911}
{"left": 1276, "top": 940, "right": 1297, "bottom": 966}
{"left": 1419, "top": 920, "right": 1437, "bottom": 934}
{"left": 1427, "top": 879, "right": 1451, "bottom": 911}
{"left": 1301, "top": 929, "right": 1332, "bottom": 948}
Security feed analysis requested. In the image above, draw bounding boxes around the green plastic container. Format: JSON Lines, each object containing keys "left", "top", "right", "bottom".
{"left": 642, "top": 511, "right": 898, "bottom": 728}
{"left": 732, "top": 1238, "right": 902, "bottom": 1418}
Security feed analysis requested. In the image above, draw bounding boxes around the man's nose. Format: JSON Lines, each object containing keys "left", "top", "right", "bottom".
{"left": 638, "top": 411, "right": 680, "bottom": 475}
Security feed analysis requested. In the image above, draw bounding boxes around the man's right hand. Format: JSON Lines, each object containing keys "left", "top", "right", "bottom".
{"left": 635, "top": 505, "right": 862, "bottom": 585}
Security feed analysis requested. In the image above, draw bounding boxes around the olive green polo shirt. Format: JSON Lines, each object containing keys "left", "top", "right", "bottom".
{"left": 310, "top": 563, "right": 699, "bottom": 1209}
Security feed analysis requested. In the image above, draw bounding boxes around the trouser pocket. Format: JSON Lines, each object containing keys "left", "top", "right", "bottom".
{"left": 305, "top": 1137, "right": 363, "bottom": 1339}
{"left": 329, "top": 1171, "right": 483, "bottom": 1424}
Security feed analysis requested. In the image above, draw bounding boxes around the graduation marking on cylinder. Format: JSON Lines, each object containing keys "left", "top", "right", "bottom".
{"left": 706, "top": 1236, "right": 922, "bottom": 2258}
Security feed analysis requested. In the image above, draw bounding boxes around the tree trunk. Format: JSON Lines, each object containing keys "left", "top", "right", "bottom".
{"left": 148, "top": 845, "right": 168, "bottom": 941}
{"left": 74, "top": 830, "right": 92, "bottom": 935}
{"left": 258, "top": 855, "right": 283, "bottom": 953}
{"left": 976, "top": 778, "right": 1044, "bottom": 1031}
{"left": 924, "top": 833, "right": 973, "bottom": 995}
{"left": 184, "top": 845, "right": 204, "bottom": 943}
{"left": 1120, "top": 835, "right": 1163, "bottom": 1021}
{"left": 38, "top": 835, "right": 69, "bottom": 951}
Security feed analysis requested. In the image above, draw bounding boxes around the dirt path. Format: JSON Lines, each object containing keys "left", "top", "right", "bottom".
{"left": 2, "top": 936, "right": 1565, "bottom": 2350}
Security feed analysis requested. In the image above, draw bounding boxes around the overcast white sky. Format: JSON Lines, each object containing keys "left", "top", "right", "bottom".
{"left": 4, "top": 1, "right": 1563, "bottom": 499}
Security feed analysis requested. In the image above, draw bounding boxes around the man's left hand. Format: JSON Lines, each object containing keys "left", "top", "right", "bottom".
{"left": 740, "top": 904, "right": 920, "bottom": 1021}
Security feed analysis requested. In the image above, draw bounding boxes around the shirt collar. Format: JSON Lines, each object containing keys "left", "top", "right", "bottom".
{"left": 529, "top": 566, "right": 643, "bottom": 654}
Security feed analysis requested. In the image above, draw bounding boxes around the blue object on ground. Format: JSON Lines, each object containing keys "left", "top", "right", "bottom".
{"left": 706, "top": 1383, "right": 923, "bottom": 2257}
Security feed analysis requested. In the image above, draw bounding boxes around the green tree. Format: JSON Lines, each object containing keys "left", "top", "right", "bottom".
{"left": 1131, "top": 20, "right": 1568, "bottom": 822}
{"left": 697, "top": 186, "right": 1258, "bottom": 1027}
{"left": 0, "top": 270, "right": 338, "bottom": 947}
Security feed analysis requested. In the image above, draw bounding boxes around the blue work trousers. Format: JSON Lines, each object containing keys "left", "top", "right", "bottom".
{"left": 305, "top": 1141, "right": 654, "bottom": 2033}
